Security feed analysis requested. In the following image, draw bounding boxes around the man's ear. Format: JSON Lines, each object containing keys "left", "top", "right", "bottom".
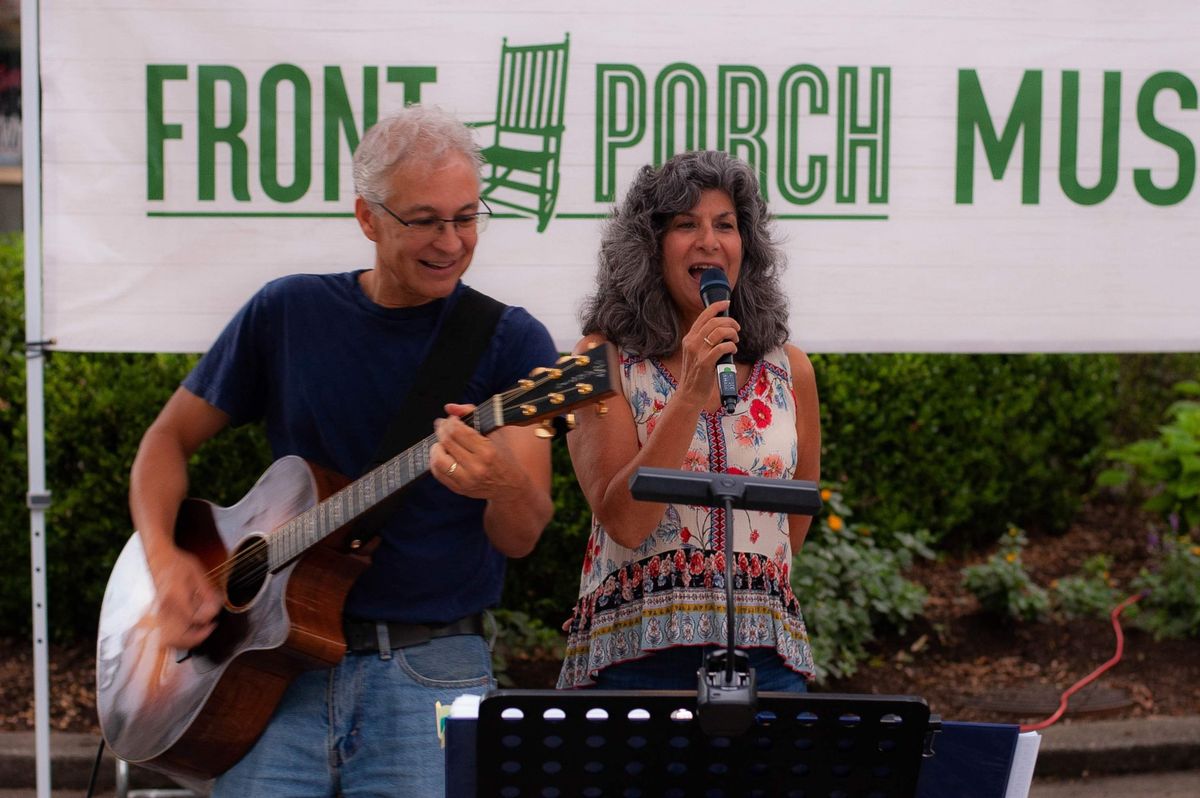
{"left": 355, "top": 196, "right": 379, "bottom": 242}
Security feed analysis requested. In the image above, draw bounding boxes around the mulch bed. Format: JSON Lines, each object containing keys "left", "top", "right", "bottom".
{"left": 3, "top": 498, "right": 1197, "bottom": 733}
{"left": 823, "top": 498, "right": 1200, "bottom": 726}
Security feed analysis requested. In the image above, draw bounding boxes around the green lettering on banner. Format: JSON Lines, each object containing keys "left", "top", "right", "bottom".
{"left": 387, "top": 66, "right": 437, "bottom": 105}
{"left": 1135, "top": 71, "right": 1197, "bottom": 206}
{"left": 594, "top": 64, "right": 646, "bottom": 203}
{"left": 322, "top": 66, "right": 435, "bottom": 201}
{"left": 1060, "top": 71, "right": 1121, "bottom": 206}
{"left": 776, "top": 64, "right": 828, "bottom": 206}
{"left": 837, "top": 67, "right": 890, "bottom": 203}
{"left": 260, "top": 64, "right": 312, "bottom": 203}
{"left": 324, "top": 66, "right": 377, "bottom": 201}
{"left": 956, "top": 69, "right": 1043, "bottom": 204}
{"left": 147, "top": 64, "right": 187, "bottom": 201}
{"left": 198, "top": 65, "right": 250, "bottom": 201}
{"left": 654, "top": 63, "right": 706, "bottom": 165}
{"left": 717, "top": 66, "right": 769, "bottom": 199}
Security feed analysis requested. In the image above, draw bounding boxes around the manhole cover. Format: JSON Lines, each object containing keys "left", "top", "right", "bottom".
{"left": 965, "top": 684, "right": 1131, "bottom": 714}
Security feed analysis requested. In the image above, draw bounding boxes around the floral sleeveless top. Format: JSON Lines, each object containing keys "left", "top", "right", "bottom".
{"left": 557, "top": 346, "right": 815, "bottom": 688}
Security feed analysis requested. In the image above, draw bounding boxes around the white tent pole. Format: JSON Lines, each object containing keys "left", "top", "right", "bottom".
{"left": 21, "top": 1, "right": 52, "bottom": 797}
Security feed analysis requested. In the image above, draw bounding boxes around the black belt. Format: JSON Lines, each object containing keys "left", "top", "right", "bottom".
{"left": 343, "top": 614, "right": 485, "bottom": 654}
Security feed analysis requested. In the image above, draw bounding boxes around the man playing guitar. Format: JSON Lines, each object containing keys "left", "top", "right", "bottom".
{"left": 126, "top": 104, "right": 557, "bottom": 795}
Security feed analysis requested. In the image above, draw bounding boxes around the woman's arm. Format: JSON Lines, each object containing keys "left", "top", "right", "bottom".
{"left": 785, "top": 344, "right": 821, "bottom": 552}
{"left": 567, "top": 305, "right": 737, "bottom": 548}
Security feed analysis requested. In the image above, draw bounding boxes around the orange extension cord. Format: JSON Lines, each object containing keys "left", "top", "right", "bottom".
{"left": 1019, "top": 591, "right": 1146, "bottom": 733}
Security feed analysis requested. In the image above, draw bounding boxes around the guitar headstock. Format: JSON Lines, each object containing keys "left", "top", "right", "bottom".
{"left": 492, "top": 343, "right": 618, "bottom": 436}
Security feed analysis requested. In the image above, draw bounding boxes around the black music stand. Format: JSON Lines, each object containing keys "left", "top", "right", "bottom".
{"left": 468, "top": 468, "right": 939, "bottom": 797}
{"left": 473, "top": 689, "right": 937, "bottom": 798}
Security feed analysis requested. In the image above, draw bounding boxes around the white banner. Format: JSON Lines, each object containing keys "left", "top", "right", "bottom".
{"left": 39, "top": 0, "right": 1200, "bottom": 353}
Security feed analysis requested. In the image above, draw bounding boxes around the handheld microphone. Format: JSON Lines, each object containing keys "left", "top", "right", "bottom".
{"left": 698, "top": 268, "right": 738, "bottom": 414}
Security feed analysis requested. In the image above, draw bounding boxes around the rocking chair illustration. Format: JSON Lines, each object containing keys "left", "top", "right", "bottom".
{"left": 469, "top": 34, "right": 570, "bottom": 232}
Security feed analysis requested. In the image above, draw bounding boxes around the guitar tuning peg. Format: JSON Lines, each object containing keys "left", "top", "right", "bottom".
{"left": 575, "top": 382, "right": 594, "bottom": 395}
{"left": 534, "top": 421, "right": 555, "bottom": 439}
{"left": 530, "top": 367, "right": 564, "bottom": 379}
{"left": 563, "top": 413, "right": 577, "bottom": 431}
{"left": 555, "top": 354, "right": 574, "bottom": 366}
{"left": 595, "top": 401, "right": 608, "bottom": 416}
{"left": 518, "top": 378, "right": 535, "bottom": 390}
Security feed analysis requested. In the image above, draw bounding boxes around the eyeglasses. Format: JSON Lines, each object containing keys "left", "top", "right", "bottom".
{"left": 375, "top": 198, "right": 492, "bottom": 237}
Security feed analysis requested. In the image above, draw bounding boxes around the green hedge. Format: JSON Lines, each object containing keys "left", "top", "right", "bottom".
{"left": 3, "top": 232, "right": 1192, "bottom": 638}
{"left": 811, "top": 352, "right": 1123, "bottom": 549}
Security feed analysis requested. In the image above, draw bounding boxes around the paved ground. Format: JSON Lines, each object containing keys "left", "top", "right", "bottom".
{"left": 1030, "top": 770, "right": 1200, "bottom": 798}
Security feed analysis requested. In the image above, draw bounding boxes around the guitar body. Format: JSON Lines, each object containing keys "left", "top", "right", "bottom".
{"left": 96, "top": 455, "right": 373, "bottom": 781}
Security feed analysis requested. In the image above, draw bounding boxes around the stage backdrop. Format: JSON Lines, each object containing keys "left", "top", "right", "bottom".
{"left": 38, "top": 0, "right": 1200, "bottom": 353}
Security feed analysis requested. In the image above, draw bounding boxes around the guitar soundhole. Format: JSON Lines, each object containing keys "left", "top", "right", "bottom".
{"left": 226, "top": 535, "right": 269, "bottom": 609}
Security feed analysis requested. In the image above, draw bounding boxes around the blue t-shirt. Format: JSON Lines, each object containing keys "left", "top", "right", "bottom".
{"left": 183, "top": 272, "right": 558, "bottom": 623}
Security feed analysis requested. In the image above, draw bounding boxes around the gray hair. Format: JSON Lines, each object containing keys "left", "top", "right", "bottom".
{"left": 580, "top": 150, "right": 790, "bottom": 362}
{"left": 352, "top": 105, "right": 483, "bottom": 205}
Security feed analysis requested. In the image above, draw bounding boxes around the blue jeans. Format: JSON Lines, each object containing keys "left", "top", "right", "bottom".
{"left": 210, "top": 634, "right": 493, "bottom": 797}
{"left": 590, "top": 645, "right": 808, "bottom": 692}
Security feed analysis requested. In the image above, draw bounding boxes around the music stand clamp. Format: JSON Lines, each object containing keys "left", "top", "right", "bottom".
{"left": 629, "top": 467, "right": 822, "bottom": 736}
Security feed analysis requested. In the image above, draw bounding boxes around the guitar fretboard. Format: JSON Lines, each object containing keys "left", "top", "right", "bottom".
{"left": 265, "top": 410, "right": 494, "bottom": 570}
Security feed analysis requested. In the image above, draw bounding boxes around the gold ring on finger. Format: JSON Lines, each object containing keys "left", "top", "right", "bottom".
{"left": 446, "top": 461, "right": 459, "bottom": 476}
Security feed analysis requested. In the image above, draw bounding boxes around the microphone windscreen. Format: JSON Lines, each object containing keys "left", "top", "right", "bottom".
{"left": 699, "top": 268, "right": 730, "bottom": 307}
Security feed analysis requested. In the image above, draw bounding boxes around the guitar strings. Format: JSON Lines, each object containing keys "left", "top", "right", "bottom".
{"left": 197, "top": 371, "right": 580, "bottom": 597}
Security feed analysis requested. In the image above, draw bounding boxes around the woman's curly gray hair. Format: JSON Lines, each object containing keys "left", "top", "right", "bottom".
{"left": 580, "top": 150, "right": 790, "bottom": 362}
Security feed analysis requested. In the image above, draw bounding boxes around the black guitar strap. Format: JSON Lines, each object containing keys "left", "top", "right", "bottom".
{"left": 366, "top": 286, "right": 506, "bottom": 470}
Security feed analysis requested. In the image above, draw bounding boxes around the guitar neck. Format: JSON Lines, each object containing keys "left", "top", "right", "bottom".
{"left": 265, "top": 398, "right": 505, "bottom": 570}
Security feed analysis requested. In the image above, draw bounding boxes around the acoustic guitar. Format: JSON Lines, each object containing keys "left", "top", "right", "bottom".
{"left": 96, "top": 347, "right": 614, "bottom": 781}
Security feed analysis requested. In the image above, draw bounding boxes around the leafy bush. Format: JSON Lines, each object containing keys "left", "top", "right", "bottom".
{"left": 489, "top": 608, "right": 565, "bottom": 688}
{"left": 1111, "top": 354, "right": 1200, "bottom": 443}
{"left": 1131, "top": 534, "right": 1200, "bottom": 640}
{"left": 961, "top": 525, "right": 1050, "bottom": 622}
{"left": 812, "top": 353, "right": 1120, "bottom": 548}
{"left": 1051, "top": 554, "right": 1119, "bottom": 620}
{"left": 1097, "top": 382, "right": 1200, "bottom": 534}
{"left": 0, "top": 234, "right": 28, "bottom": 633}
{"left": 792, "top": 488, "right": 933, "bottom": 681}
{"left": 501, "top": 441, "right": 592, "bottom": 630}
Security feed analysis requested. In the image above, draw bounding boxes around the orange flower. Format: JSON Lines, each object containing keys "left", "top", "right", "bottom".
{"left": 828, "top": 515, "right": 844, "bottom": 531}
{"left": 820, "top": 489, "right": 832, "bottom": 501}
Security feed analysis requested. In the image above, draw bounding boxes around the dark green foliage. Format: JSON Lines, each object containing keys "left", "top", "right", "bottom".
{"left": 1098, "top": 382, "right": 1200, "bottom": 534}
{"left": 960, "top": 526, "right": 1050, "bottom": 622}
{"left": 1131, "top": 534, "right": 1200, "bottom": 639}
{"left": 39, "top": 350, "right": 271, "bottom": 639}
{"left": 0, "top": 234, "right": 29, "bottom": 634}
{"left": 1051, "top": 554, "right": 1119, "bottom": 621}
{"left": 791, "top": 489, "right": 934, "bottom": 681}
{"left": 811, "top": 353, "right": 1121, "bottom": 548}
{"left": 489, "top": 608, "right": 565, "bottom": 688}
{"left": 1111, "top": 354, "right": 1200, "bottom": 443}
{"left": 500, "top": 441, "right": 591, "bottom": 630}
